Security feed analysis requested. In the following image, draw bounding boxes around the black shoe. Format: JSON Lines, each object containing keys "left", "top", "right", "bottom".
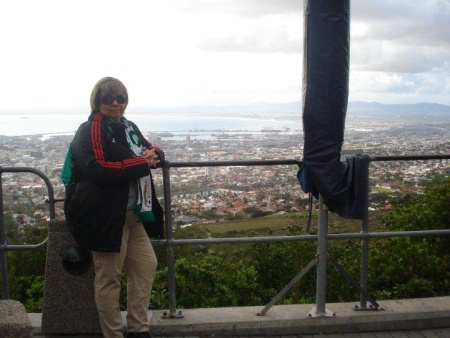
{"left": 127, "top": 332, "right": 155, "bottom": 338}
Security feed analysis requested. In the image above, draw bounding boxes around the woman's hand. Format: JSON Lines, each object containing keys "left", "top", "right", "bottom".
{"left": 142, "top": 147, "right": 160, "bottom": 167}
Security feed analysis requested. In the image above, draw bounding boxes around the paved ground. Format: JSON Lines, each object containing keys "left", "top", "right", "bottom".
{"left": 301, "top": 329, "right": 450, "bottom": 337}
{"left": 32, "top": 329, "right": 450, "bottom": 337}
{"left": 30, "top": 296, "right": 450, "bottom": 337}
{"left": 214, "top": 329, "right": 450, "bottom": 337}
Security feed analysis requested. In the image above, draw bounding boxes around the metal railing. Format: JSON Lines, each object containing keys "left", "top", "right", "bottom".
{"left": 0, "top": 167, "right": 56, "bottom": 299}
{"left": 159, "top": 154, "right": 450, "bottom": 317}
{"left": 1, "top": 154, "right": 449, "bottom": 317}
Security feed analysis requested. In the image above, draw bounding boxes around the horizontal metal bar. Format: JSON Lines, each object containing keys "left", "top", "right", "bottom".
{"left": 370, "top": 154, "right": 450, "bottom": 161}
{"left": 152, "top": 229, "right": 450, "bottom": 246}
{"left": 0, "top": 238, "right": 48, "bottom": 251}
{"left": 163, "top": 154, "right": 450, "bottom": 169}
{"left": 165, "top": 159, "right": 302, "bottom": 168}
{"left": 1, "top": 166, "right": 56, "bottom": 220}
{"left": 332, "top": 229, "right": 450, "bottom": 239}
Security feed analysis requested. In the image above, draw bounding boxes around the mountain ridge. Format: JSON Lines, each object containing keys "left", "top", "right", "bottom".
{"left": 1, "top": 101, "right": 449, "bottom": 116}
{"left": 131, "top": 101, "right": 450, "bottom": 116}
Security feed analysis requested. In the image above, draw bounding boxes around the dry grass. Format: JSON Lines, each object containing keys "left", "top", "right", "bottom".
{"left": 201, "top": 211, "right": 387, "bottom": 237}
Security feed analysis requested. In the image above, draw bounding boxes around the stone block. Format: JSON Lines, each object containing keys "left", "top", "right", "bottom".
{"left": 41, "top": 219, "right": 101, "bottom": 334}
{"left": 0, "top": 300, "right": 33, "bottom": 338}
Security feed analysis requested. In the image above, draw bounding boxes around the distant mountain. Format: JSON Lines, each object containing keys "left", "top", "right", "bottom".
{"left": 135, "top": 101, "right": 302, "bottom": 115}
{"left": 136, "top": 101, "right": 450, "bottom": 117}
{"left": 347, "top": 101, "right": 450, "bottom": 116}
{"left": 3, "top": 101, "right": 448, "bottom": 117}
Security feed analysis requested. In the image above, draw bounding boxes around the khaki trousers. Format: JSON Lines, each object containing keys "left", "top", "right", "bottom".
{"left": 92, "top": 210, "right": 158, "bottom": 338}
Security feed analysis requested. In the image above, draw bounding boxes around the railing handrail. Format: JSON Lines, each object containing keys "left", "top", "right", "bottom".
{"left": 0, "top": 166, "right": 56, "bottom": 221}
{"left": 0, "top": 166, "right": 56, "bottom": 299}
{"left": 166, "top": 159, "right": 302, "bottom": 168}
{"left": 370, "top": 154, "right": 450, "bottom": 161}
{"left": 154, "top": 229, "right": 450, "bottom": 246}
{"left": 0, "top": 154, "right": 449, "bottom": 308}
{"left": 158, "top": 154, "right": 450, "bottom": 314}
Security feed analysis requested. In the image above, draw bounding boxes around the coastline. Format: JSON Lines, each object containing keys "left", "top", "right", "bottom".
{"left": 0, "top": 113, "right": 301, "bottom": 137}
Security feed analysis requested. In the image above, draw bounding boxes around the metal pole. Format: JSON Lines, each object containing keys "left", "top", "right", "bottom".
{"left": 316, "top": 194, "right": 327, "bottom": 314}
{"left": 258, "top": 259, "right": 316, "bottom": 316}
{"left": 160, "top": 163, "right": 183, "bottom": 318}
{"left": 0, "top": 170, "right": 10, "bottom": 299}
{"left": 358, "top": 163, "right": 370, "bottom": 310}
{"left": 308, "top": 194, "right": 334, "bottom": 317}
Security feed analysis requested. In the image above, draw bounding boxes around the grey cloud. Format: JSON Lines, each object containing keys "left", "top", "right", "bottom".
{"left": 352, "top": 44, "right": 450, "bottom": 74}
{"left": 351, "top": 0, "right": 450, "bottom": 74}
{"left": 172, "top": 0, "right": 303, "bottom": 54}
{"left": 352, "top": 0, "right": 419, "bottom": 22}
{"left": 199, "top": 29, "right": 301, "bottom": 54}
{"left": 352, "top": 0, "right": 450, "bottom": 47}
{"left": 173, "top": 0, "right": 302, "bottom": 17}
{"left": 351, "top": 72, "right": 450, "bottom": 104}
{"left": 199, "top": 34, "right": 302, "bottom": 53}
{"left": 186, "top": 0, "right": 449, "bottom": 73}
{"left": 353, "top": 19, "right": 450, "bottom": 48}
{"left": 374, "top": 60, "right": 431, "bottom": 74}
{"left": 351, "top": 44, "right": 450, "bottom": 74}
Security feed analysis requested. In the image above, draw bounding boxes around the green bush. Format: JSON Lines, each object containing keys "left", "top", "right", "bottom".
{"left": 5, "top": 178, "right": 450, "bottom": 311}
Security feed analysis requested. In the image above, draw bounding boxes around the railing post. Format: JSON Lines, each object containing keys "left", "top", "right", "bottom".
{"left": 360, "top": 163, "right": 370, "bottom": 309}
{"left": 354, "top": 160, "right": 377, "bottom": 311}
{"left": 0, "top": 170, "right": 10, "bottom": 299}
{"left": 308, "top": 194, "right": 334, "bottom": 317}
{"left": 161, "top": 163, "right": 183, "bottom": 318}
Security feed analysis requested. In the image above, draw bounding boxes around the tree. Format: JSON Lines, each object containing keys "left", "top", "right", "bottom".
{"left": 7, "top": 177, "right": 450, "bottom": 312}
{"left": 385, "top": 176, "right": 450, "bottom": 251}
{"left": 6, "top": 227, "right": 47, "bottom": 312}
{"left": 369, "top": 177, "right": 450, "bottom": 299}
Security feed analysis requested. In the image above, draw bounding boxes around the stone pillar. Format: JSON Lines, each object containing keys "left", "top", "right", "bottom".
{"left": 41, "top": 219, "right": 101, "bottom": 335}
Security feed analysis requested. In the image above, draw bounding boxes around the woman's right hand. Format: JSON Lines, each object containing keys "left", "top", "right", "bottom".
{"left": 142, "top": 147, "right": 160, "bottom": 167}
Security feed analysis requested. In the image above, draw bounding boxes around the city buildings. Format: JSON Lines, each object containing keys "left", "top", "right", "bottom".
{"left": 0, "top": 113, "right": 448, "bottom": 232}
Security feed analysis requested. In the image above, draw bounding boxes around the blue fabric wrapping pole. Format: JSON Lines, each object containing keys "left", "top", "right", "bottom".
{"left": 299, "top": 0, "right": 369, "bottom": 219}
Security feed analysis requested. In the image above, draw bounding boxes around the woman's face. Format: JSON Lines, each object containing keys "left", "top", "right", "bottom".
{"left": 99, "top": 91, "right": 128, "bottom": 122}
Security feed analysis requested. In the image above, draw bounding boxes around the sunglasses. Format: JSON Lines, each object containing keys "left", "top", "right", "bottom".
{"left": 100, "top": 94, "right": 127, "bottom": 105}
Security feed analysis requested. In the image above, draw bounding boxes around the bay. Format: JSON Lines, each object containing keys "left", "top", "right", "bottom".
{"left": 0, "top": 113, "right": 301, "bottom": 137}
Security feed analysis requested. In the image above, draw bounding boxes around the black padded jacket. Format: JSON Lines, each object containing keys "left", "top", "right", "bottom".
{"left": 64, "top": 113, "right": 164, "bottom": 252}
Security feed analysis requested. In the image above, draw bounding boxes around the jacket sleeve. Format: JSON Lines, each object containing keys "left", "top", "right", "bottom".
{"left": 72, "top": 120, "right": 150, "bottom": 185}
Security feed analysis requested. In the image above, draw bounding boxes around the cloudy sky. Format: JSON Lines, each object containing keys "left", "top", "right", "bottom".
{"left": 1, "top": 0, "right": 449, "bottom": 113}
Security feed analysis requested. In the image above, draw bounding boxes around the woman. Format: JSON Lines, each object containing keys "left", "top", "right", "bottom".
{"left": 63, "top": 77, "right": 164, "bottom": 338}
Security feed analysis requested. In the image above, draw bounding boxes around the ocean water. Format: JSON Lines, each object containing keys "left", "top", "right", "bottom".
{"left": 0, "top": 113, "right": 301, "bottom": 137}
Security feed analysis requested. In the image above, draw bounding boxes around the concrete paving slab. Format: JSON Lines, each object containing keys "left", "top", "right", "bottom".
{"left": 29, "top": 296, "right": 450, "bottom": 337}
{"left": 147, "top": 296, "right": 450, "bottom": 336}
